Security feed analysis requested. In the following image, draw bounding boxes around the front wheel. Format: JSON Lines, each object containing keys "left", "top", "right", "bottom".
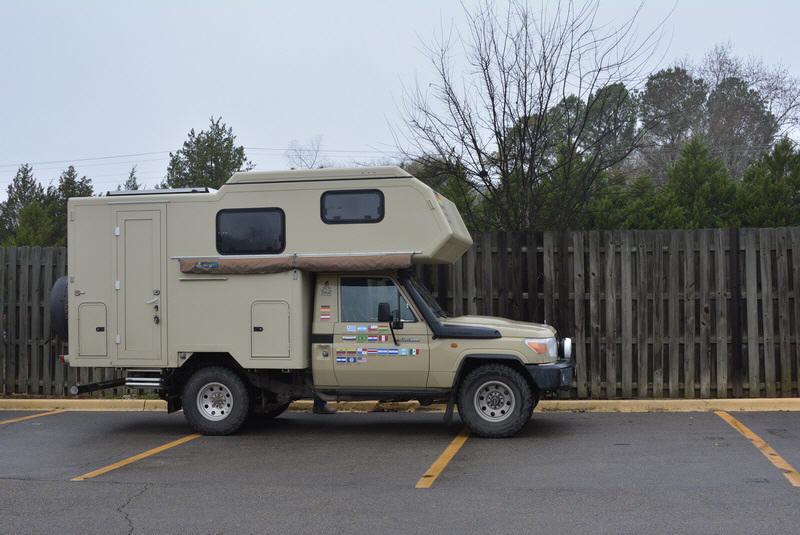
{"left": 457, "top": 364, "right": 534, "bottom": 438}
{"left": 182, "top": 366, "right": 250, "bottom": 435}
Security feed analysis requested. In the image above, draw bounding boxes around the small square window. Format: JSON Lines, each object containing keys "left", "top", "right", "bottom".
{"left": 321, "top": 189, "right": 384, "bottom": 224}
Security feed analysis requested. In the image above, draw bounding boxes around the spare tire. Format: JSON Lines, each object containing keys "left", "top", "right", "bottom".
{"left": 49, "top": 276, "right": 69, "bottom": 342}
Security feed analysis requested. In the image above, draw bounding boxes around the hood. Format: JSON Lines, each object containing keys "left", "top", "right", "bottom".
{"left": 440, "top": 315, "right": 556, "bottom": 339}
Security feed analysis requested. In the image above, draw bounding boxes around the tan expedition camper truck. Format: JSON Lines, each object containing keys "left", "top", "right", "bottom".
{"left": 50, "top": 166, "right": 574, "bottom": 437}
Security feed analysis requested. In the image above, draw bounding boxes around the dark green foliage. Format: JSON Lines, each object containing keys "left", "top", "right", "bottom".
{"left": 163, "top": 117, "right": 253, "bottom": 189}
{"left": 45, "top": 166, "right": 94, "bottom": 246}
{"left": 658, "top": 138, "right": 738, "bottom": 228}
{"left": 0, "top": 164, "right": 45, "bottom": 242}
{"left": 117, "top": 165, "right": 140, "bottom": 191}
{"left": 736, "top": 139, "right": 800, "bottom": 227}
{"left": 5, "top": 200, "right": 55, "bottom": 246}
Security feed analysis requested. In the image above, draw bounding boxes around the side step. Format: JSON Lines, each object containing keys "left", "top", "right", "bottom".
{"left": 125, "top": 369, "right": 167, "bottom": 390}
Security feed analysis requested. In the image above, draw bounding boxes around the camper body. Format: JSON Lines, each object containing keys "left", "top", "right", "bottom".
{"left": 58, "top": 166, "right": 573, "bottom": 437}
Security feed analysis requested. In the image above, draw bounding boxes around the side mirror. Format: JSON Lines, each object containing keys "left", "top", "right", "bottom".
{"left": 377, "top": 302, "right": 392, "bottom": 323}
{"left": 391, "top": 313, "right": 404, "bottom": 331}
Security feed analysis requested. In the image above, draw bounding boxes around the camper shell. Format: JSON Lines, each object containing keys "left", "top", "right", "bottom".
{"left": 57, "top": 166, "right": 573, "bottom": 437}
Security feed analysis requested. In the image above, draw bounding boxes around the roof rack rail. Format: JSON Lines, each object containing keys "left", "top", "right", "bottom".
{"left": 105, "top": 187, "right": 212, "bottom": 196}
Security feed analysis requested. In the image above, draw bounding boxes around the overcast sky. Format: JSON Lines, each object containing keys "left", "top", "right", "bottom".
{"left": 0, "top": 0, "right": 797, "bottom": 194}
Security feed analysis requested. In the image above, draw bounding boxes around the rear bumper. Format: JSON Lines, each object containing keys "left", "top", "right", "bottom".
{"left": 526, "top": 359, "right": 574, "bottom": 391}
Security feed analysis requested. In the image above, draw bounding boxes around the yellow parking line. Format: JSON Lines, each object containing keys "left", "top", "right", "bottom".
{"left": 416, "top": 427, "right": 470, "bottom": 489}
{"left": 71, "top": 433, "right": 202, "bottom": 481}
{"left": 715, "top": 411, "right": 800, "bottom": 487}
{"left": 0, "top": 409, "right": 66, "bottom": 425}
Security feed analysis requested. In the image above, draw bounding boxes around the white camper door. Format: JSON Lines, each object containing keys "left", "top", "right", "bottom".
{"left": 115, "top": 209, "right": 165, "bottom": 363}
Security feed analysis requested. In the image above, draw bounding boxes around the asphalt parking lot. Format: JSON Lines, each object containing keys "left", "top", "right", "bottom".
{"left": 1, "top": 409, "right": 799, "bottom": 534}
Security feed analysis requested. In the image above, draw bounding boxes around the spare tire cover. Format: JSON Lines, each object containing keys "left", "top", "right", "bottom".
{"left": 49, "top": 276, "right": 69, "bottom": 342}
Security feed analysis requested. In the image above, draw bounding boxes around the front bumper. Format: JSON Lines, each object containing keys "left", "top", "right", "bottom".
{"left": 526, "top": 359, "right": 574, "bottom": 391}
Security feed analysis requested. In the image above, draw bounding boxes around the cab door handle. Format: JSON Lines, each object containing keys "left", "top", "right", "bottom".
{"left": 253, "top": 326, "right": 264, "bottom": 332}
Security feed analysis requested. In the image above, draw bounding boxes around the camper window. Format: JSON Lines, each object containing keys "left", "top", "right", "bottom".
{"left": 340, "top": 277, "right": 416, "bottom": 323}
{"left": 216, "top": 208, "right": 286, "bottom": 255}
{"left": 321, "top": 189, "right": 384, "bottom": 224}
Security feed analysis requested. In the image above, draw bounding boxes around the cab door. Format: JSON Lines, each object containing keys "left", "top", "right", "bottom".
{"left": 333, "top": 276, "right": 430, "bottom": 388}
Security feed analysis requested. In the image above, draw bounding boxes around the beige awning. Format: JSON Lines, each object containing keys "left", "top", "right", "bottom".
{"left": 178, "top": 253, "right": 414, "bottom": 275}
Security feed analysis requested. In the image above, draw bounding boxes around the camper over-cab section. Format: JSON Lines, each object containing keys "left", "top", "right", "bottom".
{"left": 66, "top": 166, "right": 472, "bottom": 371}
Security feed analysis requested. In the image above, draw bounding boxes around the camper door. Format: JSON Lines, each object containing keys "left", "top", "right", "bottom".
{"left": 112, "top": 205, "right": 167, "bottom": 365}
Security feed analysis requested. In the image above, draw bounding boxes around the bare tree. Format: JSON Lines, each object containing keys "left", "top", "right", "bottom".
{"left": 286, "top": 135, "right": 327, "bottom": 169}
{"left": 698, "top": 43, "right": 800, "bottom": 136}
{"left": 400, "top": 0, "right": 666, "bottom": 231}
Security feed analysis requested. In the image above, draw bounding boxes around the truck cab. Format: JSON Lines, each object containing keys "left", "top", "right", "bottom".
{"left": 52, "top": 166, "right": 573, "bottom": 438}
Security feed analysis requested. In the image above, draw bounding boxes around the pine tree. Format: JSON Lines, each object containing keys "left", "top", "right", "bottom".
{"left": 0, "top": 164, "right": 44, "bottom": 242}
{"left": 163, "top": 117, "right": 253, "bottom": 189}
{"left": 4, "top": 201, "right": 55, "bottom": 246}
{"left": 658, "top": 138, "right": 738, "bottom": 228}
{"left": 45, "top": 166, "right": 94, "bottom": 245}
{"left": 117, "top": 165, "right": 140, "bottom": 191}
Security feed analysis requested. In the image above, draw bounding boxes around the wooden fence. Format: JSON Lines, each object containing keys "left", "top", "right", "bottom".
{"left": 3, "top": 227, "right": 800, "bottom": 398}
{"left": 416, "top": 227, "right": 800, "bottom": 399}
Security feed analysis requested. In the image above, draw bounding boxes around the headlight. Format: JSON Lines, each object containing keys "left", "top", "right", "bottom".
{"left": 524, "top": 337, "right": 557, "bottom": 358}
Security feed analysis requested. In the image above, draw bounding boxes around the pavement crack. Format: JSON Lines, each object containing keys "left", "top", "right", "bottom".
{"left": 117, "top": 483, "right": 149, "bottom": 535}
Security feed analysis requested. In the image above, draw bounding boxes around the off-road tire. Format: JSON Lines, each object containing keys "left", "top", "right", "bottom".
{"left": 182, "top": 366, "right": 250, "bottom": 435}
{"left": 457, "top": 364, "right": 534, "bottom": 438}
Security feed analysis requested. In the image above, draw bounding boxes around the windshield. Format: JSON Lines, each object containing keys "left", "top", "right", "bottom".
{"left": 408, "top": 276, "right": 449, "bottom": 318}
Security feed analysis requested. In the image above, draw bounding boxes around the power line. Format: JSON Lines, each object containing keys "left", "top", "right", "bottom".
{"left": 0, "top": 150, "right": 172, "bottom": 169}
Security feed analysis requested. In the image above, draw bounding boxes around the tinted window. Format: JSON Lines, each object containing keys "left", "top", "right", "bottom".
{"left": 216, "top": 208, "right": 285, "bottom": 255}
{"left": 340, "top": 277, "right": 416, "bottom": 322}
{"left": 321, "top": 190, "right": 384, "bottom": 224}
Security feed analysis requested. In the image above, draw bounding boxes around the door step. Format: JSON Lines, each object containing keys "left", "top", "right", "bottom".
{"left": 125, "top": 369, "right": 167, "bottom": 390}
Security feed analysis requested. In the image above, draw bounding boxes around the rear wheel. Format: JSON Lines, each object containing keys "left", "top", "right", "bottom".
{"left": 182, "top": 366, "right": 250, "bottom": 435}
{"left": 457, "top": 364, "right": 533, "bottom": 438}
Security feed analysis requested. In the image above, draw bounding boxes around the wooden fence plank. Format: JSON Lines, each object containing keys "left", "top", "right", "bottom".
{"left": 588, "top": 231, "right": 601, "bottom": 399}
{"left": 543, "top": 232, "right": 555, "bottom": 325}
{"left": 29, "top": 247, "right": 41, "bottom": 395}
{"left": 714, "top": 230, "right": 728, "bottom": 398}
{"left": 791, "top": 228, "right": 800, "bottom": 398}
{"left": 452, "top": 254, "right": 464, "bottom": 317}
{"left": 775, "top": 229, "right": 791, "bottom": 397}
{"left": 745, "top": 229, "right": 760, "bottom": 397}
{"left": 684, "top": 232, "right": 696, "bottom": 398}
{"left": 495, "top": 232, "right": 508, "bottom": 318}
{"left": 604, "top": 231, "right": 617, "bottom": 398}
{"left": 480, "top": 233, "right": 493, "bottom": 315}
{"left": 620, "top": 232, "right": 633, "bottom": 398}
{"left": 652, "top": 232, "right": 664, "bottom": 398}
{"left": 0, "top": 249, "right": 5, "bottom": 393}
{"left": 465, "top": 244, "right": 477, "bottom": 315}
{"left": 636, "top": 231, "right": 649, "bottom": 397}
{"left": 526, "top": 233, "right": 538, "bottom": 322}
{"left": 572, "top": 232, "right": 587, "bottom": 398}
{"left": 759, "top": 229, "right": 776, "bottom": 397}
{"left": 17, "top": 248, "right": 29, "bottom": 394}
{"left": 699, "top": 231, "right": 711, "bottom": 398}
{"left": 668, "top": 232, "right": 681, "bottom": 398}
{"left": 510, "top": 232, "right": 524, "bottom": 320}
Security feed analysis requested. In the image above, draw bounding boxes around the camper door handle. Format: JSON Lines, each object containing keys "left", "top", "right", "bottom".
{"left": 145, "top": 297, "right": 159, "bottom": 304}
{"left": 253, "top": 326, "right": 264, "bottom": 332}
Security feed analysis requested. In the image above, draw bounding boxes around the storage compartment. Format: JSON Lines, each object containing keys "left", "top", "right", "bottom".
{"left": 78, "top": 303, "right": 107, "bottom": 357}
{"left": 251, "top": 301, "right": 290, "bottom": 358}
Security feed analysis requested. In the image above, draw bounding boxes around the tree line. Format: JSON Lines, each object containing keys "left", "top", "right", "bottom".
{"left": 0, "top": 117, "right": 251, "bottom": 246}
{"left": 2, "top": 1, "right": 799, "bottom": 245}
{"left": 401, "top": 2, "right": 800, "bottom": 232}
